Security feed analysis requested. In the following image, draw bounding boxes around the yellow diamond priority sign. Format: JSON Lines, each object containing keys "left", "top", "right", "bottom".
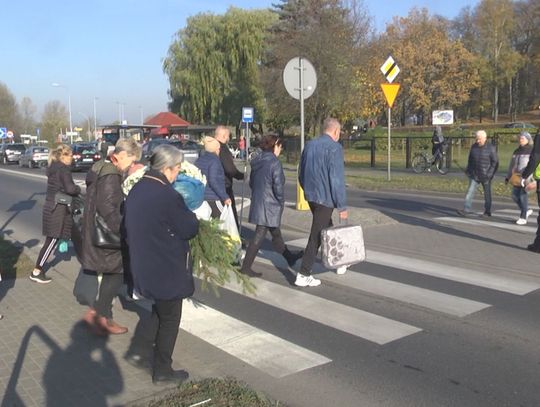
{"left": 380, "top": 56, "right": 400, "bottom": 83}
{"left": 381, "top": 83, "right": 400, "bottom": 108}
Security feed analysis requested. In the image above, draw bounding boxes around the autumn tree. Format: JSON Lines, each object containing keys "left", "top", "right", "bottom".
{"left": 41, "top": 101, "right": 68, "bottom": 144}
{"left": 0, "top": 82, "right": 20, "bottom": 132}
{"left": 263, "top": 0, "right": 371, "bottom": 135}
{"left": 163, "top": 8, "right": 276, "bottom": 127}
{"left": 19, "top": 97, "right": 37, "bottom": 134}
{"left": 380, "top": 8, "right": 479, "bottom": 125}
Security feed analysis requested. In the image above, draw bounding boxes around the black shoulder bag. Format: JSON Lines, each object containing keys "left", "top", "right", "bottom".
{"left": 91, "top": 165, "right": 121, "bottom": 249}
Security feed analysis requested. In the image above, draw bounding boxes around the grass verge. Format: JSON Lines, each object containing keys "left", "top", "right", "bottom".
{"left": 0, "top": 236, "right": 34, "bottom": 279}
{"left": 144, "top": 377, "right": 286, "bottom": 407}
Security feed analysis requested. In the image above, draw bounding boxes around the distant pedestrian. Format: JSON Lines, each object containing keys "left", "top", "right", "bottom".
{"left": 431, "top": 126, "right": 445, "bottom": 164}
{"left": 30, "top": 144, "right": 81, "bottom": 284}
{"left": 215, "top": 126, "right": 244, "bottom": 228}
{"left": 520, "top": 130, "right": 540, "bottom": 252}
{"left": 297, "top": 118, "right": 348, "bottom": 287}
{"left": 457, "top": 130, "right": 499, "bottom": 217}
{"left": 505, "top": 132, "right": 533, "bottom": 225}
{"left": 195, "top": 136, "right": 231, "bottom": 219}
{"left": 80, "top": 138, "right": 141, "bottom": 335}
{"left": 239, "top": 134, "right": 246, "bottom": 160}
{"left": 240, "top": 134, "right": 303, "bottom": 277}
{"left": 124, "top": 144, "right": 199, "bottom": 385}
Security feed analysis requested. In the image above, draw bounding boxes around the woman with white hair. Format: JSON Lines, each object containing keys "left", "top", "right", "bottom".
{"left": 124, "top": 144, "right": 199, "bottom": 385}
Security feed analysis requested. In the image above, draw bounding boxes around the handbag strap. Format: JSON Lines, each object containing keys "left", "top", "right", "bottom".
{"left": 143, "top": 174, "right": 167, "bottom": 185}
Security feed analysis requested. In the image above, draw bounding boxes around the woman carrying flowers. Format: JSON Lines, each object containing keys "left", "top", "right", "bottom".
{"left": 195, "top": 136, "right": 231, "bottom": 218}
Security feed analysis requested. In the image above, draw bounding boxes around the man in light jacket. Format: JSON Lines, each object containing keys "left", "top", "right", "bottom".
{"left": 298, "top": 118, "right": 347, "bottom": 287}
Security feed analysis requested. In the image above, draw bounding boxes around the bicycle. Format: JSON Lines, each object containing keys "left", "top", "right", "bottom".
{"left": 411, "top": 146, "right": 449, "bottom": 175}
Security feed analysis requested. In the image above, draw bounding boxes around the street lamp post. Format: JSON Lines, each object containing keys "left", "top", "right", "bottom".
{"left": 93, "top": 97, "right": 98, "bottom": 140}
{"left": 51, "top": 83, "right": 73, "bottom": 138}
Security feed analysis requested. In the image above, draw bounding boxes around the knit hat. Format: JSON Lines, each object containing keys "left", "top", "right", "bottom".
{"left": 202, "top": 136, "right": 220, "bottom": 153}
{"left": 520, "top": 131, "right": 532, "bottom": 144}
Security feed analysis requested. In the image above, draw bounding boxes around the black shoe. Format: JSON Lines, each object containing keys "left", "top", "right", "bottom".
{"left": 29, "top": 270, "right": 52, "bottom": 284}
{"left": 284, "top": 249, "right": 304, "bottom": 267}
{"left": 526, "top": 244, "right": 540, "bottom": 253}
{"left": 124, "top": 353, "right": 152, "bottom": 372}
{"left": 152, "top": 369, "right": 189, "bottom": 385}
{"left": 240, "top": 268, "right": 262, "bottom": 278}
{"left": 482, "top": 212, "right": 492, "bottom": 218}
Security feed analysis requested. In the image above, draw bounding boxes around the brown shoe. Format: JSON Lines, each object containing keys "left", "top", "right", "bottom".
{"left": 82, "top": 308, "right": 97, "bottom": 326}
{"left": 96, "top": 316, "right": 128, "bottom": 335}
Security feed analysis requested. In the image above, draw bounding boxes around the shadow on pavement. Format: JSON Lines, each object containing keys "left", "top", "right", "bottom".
{"left": 1, "top": 323, "right": 123, "bottom": 407}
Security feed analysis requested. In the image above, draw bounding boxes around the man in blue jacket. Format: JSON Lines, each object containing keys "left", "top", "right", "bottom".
{"left": 298, "top": 118, "right": 348, "bottom": 287}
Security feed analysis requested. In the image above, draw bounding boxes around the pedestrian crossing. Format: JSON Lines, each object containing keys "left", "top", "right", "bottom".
{"left": 434, "top": 209, "right": 537, "bottom": 234}
{"left": 154, "top": 226, "right": 540, "bottom": 380}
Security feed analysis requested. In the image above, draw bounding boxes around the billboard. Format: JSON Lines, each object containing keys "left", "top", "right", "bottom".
{"left": 432, "top": 110, "right": 454, "bottom": 125}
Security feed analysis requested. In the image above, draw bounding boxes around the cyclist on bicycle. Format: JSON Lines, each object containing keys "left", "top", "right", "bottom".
{"left": 431, "top": 126, "right": 445, "bottom": 164}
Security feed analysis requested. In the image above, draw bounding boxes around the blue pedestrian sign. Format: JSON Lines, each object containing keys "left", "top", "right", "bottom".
{"left": 0, "top": 127, "right": 6, "bottom": 139}
{"left": 242, "top": 107, "right": 254, "bottom": 123}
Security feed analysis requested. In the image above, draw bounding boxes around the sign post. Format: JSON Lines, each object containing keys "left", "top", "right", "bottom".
{"left": 380, "top": 56, "right": 401, "bottom": 181}
{"left": 283, "top": 57, "right": 317, "bottom": 210}
{"left": 239, "top": 107, "right": 254, "bottom": 235}
{"left": 0, "top": 128, "right": 6, "bottom": 140}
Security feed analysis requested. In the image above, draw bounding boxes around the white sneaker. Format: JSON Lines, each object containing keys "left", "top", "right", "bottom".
{"left": 526, "top": 209, "right": 533, "bottom": 219}
{"left": 516, "top": 218, "right": 527, "bottom": 225}
{"left": 295, "top": 273, "right": 321, "bottom": 287}
{"left": 336, "top": 266, "right": 347, "bottom": 275}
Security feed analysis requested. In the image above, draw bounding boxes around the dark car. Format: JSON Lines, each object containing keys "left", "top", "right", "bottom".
{"left": 1, "top": 143, "right": 27, "bottom": 164}
{"left": 504, "top": 122, "right": 536, "bottom": 129}
{"left": 141, "top": 138, "right": 201, "bottom": 164}
{"left": 19, "top": 146, "right": 49, "bottom": 168}
{"left": 70, "top": 144, "right": 101, "bottom": 171}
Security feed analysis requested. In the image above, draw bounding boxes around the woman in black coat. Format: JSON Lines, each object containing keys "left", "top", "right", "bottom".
{"left": 30, "top": 144, "right": 80, "bottom": 284}
{"left": 80, "top": 138, "right": 141, "bottom": 335}
{"left": 240, "top": 134, "right": 303, "bottom": 277}
{"left": 124, "top": 144, "right": 199, "bottom": 385}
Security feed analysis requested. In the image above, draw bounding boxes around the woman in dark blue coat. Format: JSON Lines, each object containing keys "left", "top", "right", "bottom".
{"left": 124, "top": 144, "right": 199, "bottom": 385}
{"left": 240, "top": 134, "right": 303, "bottom": 277}
{"left": 195, "top": 136, "right": 231, "bottom": 218}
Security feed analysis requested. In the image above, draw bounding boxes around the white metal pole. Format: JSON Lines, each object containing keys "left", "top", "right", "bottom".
{"left": 300, "top": 57, "right": 305, "bottom": 152}
{"left": 68, "top": 93, "right": 73, "bottom": 134}
{"left": 93, "top": 97, "right": 98, "bottom": 139}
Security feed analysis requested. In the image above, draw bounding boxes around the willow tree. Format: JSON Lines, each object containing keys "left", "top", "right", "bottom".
{"left": 380, "top": 8, "right": 479, "bottom": 125}
{"left": 163, "top": 8, "right": 276, "bottom": 126}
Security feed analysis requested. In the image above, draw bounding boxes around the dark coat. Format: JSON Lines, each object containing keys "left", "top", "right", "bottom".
{"left": 218, "top": 140, "right": 243, "bottom": 189}
{"left": 42, "top": 161, "right": 81, "bottom": 239}
{"left": 465, "top": 142, "right": 499, "bottom": 183}
{"left": 195, "top": 152, "right": 229, "bottom": 201}
{"left": 124, "top": 169, "right": 199, "bottom": 301}
{"left": 248, "top": 151, "right": 284, "bottom": 227}
{"left": 80, "top": 160, "right": 124, "bottom": 274}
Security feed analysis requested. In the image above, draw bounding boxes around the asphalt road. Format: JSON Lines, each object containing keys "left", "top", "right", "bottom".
{"left": 1, "top": 164, "right": 540, "bottom": 407}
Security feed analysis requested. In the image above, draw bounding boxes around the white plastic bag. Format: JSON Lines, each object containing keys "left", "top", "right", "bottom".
{"left": 219, "top": 204, "right": 241, "bottom": 258}
{"left": 193, "top": 201, "right": 212, "bottom": 220}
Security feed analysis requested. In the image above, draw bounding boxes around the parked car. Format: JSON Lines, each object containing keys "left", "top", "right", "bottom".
{"left": 1, "top": 143, "right": 26, "bottom": 165}
{"left": 70, "top": 144, "right": 101, "bottom": 171}
{"left": 18, "top": 146, "right": 49, "bottom": 168}
{"left": 141, "top": 138, "right": 201, "bottom": 164}
{"left": 504, "top": 122, "right": 536, "bottom": 129}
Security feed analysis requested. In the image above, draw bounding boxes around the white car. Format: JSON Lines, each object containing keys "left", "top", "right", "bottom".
{"left": 19, "top": 146, "right": 49, "bottom": 168}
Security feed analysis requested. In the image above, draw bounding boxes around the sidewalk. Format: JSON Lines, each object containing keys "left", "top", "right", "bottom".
{"left": 1, "top": 195, "right": 539, "bottom": 406}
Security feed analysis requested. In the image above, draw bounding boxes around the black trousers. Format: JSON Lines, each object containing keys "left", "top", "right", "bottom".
{"left": 226, "top": 186, "right": 239, "bottom": 229}
{"left": 242, "top": 225, "right": 286, "bottom": 271}
{"left": 533, "top": 190, "right": 540, "bottom": 247}
{"left": 152, "top": 299, "right": 183, "bottom": 375}
{"left": 94, "top": 273, "right": 124, "bottom": 319}
{"left": 35, "top": 236, "right": 58, "bottom": 272}
{"left": 300, "top": 202, "right": 334, "bottom": 276}
{"left": 208, "top": 201, "right": 223, "bottom": 219}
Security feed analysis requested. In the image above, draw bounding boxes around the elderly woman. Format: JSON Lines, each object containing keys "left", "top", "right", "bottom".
{"left": 241, "top": 134, "right": 303, "bottom": 277}
{"left": 195, "top": 136, "right": 231, "bottom": 218}
{"left": 80, "top": 138, "right": 141, "bottom": 335}
{"left": 124, "top": 144, "right": 199, "bottom": 385}
{"left": 30, "top": 144, "right": 80, "bottom": 283}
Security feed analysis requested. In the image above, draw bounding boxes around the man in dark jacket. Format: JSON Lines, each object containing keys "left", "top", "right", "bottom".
{"left": 520, "top": 129, "right": 540, "bottom": 251}
{"left": 215, "top": 126, "right": 244, "bottom": 228}
{"left": 457, "top": 130, "right": 499, "bottom": 217}
{"left": 297, "top": 118, "right": 347, "bottom": 287}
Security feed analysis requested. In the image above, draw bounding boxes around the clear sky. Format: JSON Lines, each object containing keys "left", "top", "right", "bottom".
{"left": 1, "top": 0, "right": 478, "bottom": 126}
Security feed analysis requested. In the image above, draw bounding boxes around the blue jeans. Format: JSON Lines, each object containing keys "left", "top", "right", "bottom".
{"left": 511, "top": 186, "right": 528, "bottom": 218}
{"left": 464, "top": 178, "right": 492, "bottom": 214}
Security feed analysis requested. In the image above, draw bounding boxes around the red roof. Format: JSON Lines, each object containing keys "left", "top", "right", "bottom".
{"left": 144, "top": 112, "right": 190, "bottom": 127}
